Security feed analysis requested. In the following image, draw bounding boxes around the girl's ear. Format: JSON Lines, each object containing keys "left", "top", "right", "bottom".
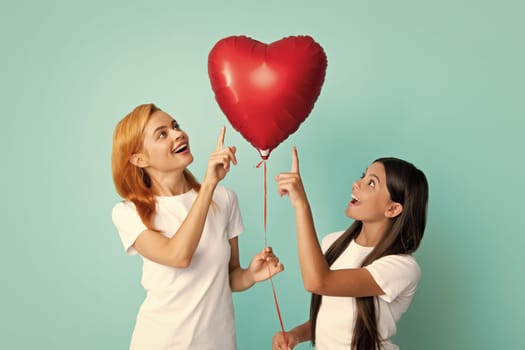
{"left": 385, "top": 202, "right": 403, "bottom": 218}
{"left": 130, "top": 153, "right": 148, "bottom": 168}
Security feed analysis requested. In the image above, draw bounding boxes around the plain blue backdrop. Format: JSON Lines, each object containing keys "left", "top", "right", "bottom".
{"left": 1, "top": 1, "right": 523, "bottom": 349}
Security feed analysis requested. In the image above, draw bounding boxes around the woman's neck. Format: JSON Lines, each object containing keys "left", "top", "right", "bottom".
{"left": 149, "top": 170, "right": 191, "bottom": 196}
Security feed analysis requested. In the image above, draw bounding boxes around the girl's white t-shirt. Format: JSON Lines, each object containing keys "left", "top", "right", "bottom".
{"left": 315, "top": 231, "right": 421, "bottom": 350}
{"left": 112, "top": 186, "right": 244, "bottom": 350}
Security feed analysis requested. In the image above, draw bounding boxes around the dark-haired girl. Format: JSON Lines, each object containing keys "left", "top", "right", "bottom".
{"left": 273, "top": 147, "right": 428, "bottom": 350}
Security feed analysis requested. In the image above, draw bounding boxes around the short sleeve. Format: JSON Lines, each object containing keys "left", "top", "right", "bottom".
{"left": 320, "top": 231, "right": 345, "bottom": 253}
{"left": 365, "top": 254, "right": 421, "bottom": 303}
{"left": 111, "top": 201, "right": 148, "bottom": 255}
{"left": 225, "top": 189, "right": 244, "bottom": 239}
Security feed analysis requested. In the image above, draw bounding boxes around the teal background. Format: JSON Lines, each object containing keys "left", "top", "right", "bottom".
{"left": 1, "top": 0, "right": 523, "bottom": 349}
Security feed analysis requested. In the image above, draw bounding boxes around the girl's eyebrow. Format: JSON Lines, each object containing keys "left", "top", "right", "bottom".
{"left": 363, "top": 167, "right": 381, "bottom": 183}
{"left": 369, "top": 173, "right": 381, "bottom": 183}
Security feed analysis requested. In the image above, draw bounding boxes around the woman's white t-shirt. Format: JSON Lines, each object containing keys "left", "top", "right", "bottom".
{"left": 112, "top": 186, "right": 244, "bottom": 350}
{"left": 315, "top": 231, "right": 421, "bottom": 350}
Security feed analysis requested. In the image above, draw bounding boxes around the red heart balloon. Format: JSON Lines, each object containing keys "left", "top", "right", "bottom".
{"left": 208, "top": 35, "right": 327, "bottom": 159}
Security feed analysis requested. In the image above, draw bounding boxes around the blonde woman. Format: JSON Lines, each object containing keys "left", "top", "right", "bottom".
{"left": 111, "top": 103, "right": 283, "bottom": 349}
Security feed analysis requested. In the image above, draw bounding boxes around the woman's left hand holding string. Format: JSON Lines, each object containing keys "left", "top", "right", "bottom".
{"left": 247, "top": 246, "right": 284, "bottom": 283}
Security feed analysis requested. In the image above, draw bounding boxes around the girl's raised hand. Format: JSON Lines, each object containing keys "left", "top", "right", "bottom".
{"left": 204, "top": 126, "right": 237, "bottom": 186}
{"left": 275, "top": 147, "right": 307, "bottom": 208}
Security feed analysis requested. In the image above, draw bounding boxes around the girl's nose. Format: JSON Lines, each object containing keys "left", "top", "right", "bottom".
{"left": 352, "top": 181, "right": 359, "bottom": 191}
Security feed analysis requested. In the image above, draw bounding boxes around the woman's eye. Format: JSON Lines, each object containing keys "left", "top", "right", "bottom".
{"left": 360, "top": 172, "right": 365, "bottom": 179}
{"left": 159, "top": 131, "right": 167, "bottom": 138}
{"left": 172, "top": 122, "right": 180, "bottom": 130}
{"left": 368, "top": 180, "right": 375, "bottom": 188}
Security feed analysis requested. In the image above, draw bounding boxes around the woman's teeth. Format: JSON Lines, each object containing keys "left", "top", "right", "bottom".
{"left": 174, "top": 144, "right": 187, "bottom": 153}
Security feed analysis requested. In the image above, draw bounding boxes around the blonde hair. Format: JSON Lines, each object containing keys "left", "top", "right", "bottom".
{"left": 111, "top": 103, "right": 200, "bottom": 230}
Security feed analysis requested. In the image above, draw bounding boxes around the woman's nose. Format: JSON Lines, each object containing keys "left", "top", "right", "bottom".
{"left": 352, "top": 181, "right": 359, "bottom": 190}
{"left": 171, "top": 129, "right": 183, "bottom": 140}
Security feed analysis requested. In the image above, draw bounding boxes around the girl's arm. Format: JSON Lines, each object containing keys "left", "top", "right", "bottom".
{"left": 133, "top": 127, "right": 237, "bottom": 268}
{"left": 276, "top": 147, "right": 384, "bottom": 297}
{"left": 272, "top": 321, "right": 311, "bottom": 350}
{"left": 228, "top": 237, "right": 284, "bottom": 291}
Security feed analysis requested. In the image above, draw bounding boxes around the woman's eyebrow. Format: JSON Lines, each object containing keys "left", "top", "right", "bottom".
{"left": 152, "top": 124, "right": 167, "bottom": 135}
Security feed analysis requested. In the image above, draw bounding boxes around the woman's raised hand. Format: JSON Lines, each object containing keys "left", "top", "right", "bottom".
{"left": 204, "top": 127, "right": 237, "bottom": 186}
{"left": 275, "top": 147, "right": 307, "bottom": 208}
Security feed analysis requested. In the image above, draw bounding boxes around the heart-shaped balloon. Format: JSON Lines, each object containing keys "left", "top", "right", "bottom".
{"left": 208, "top": 35, "right": 327, "bottom": 159}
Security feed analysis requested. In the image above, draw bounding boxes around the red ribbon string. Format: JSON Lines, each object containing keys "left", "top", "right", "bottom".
{"left": 255, "top": 159, "right": 287, "bottom": 341}
{"left": 255, "top": 159, "right": 268, "bottom": 238}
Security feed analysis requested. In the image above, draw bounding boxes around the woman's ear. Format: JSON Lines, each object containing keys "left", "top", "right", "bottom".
{"left": 130, "top": 153, "right": 148, "bottom": 168}
{"left": 385, "top": 202, "right": 403, "bottom": 218}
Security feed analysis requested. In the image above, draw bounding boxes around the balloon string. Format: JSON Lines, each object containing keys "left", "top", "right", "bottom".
{"left": 255, "top": 160, "right": 268, "bottom": 242}
{"left": 255, "top": 159, "right": 287, "bottom": 342}
{"left": 263, "top": 158, "right": 267, "bottom": 242}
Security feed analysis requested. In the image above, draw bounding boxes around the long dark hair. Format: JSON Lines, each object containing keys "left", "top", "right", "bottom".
{"left": 309, "top": 157, "right": 429, "bottom": 350}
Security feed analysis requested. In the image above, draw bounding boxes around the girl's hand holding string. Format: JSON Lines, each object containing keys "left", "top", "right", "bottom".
{"left": 272, "top": 330, "right": 299, "bottom": 350}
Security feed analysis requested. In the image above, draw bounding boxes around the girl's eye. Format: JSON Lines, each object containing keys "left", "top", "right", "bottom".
{"left": 360, "top": 172, "right": 365, "bottom": 179}
{"left": 368, "top": 180, "right": 376, "bottom": 188}
{"left": 172, "top": 121, "right": 180, "bottom": 130}
{"left": 159, "top": 131, "right": 167, "bottom": 138}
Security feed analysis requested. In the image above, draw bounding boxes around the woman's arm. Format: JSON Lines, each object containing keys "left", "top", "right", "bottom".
{"left": 276, "top": 147, "right": 384, "bottom": 297}
{"left": 228, "top": 237, "right": 284, "bottom": 292}
{"left": 133, "top": 181, "right": 218, "bottom": 267}
{"left": 133, "top": 127, "right": 237, "bottom": 268}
